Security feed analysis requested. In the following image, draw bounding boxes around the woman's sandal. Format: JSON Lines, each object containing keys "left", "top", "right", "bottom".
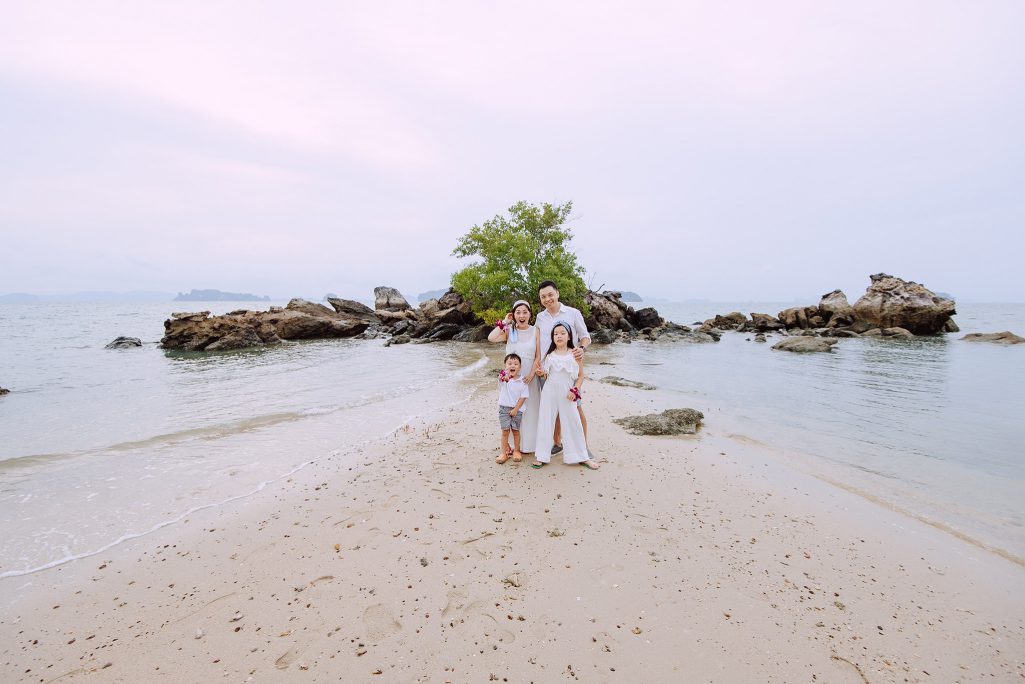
{"left": 530, "top": 461, "right": 546, "bottom": 469}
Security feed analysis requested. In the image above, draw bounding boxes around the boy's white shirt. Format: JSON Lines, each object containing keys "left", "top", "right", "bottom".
{"left": 498, "top": 375, "right": 530, "bottom": 410}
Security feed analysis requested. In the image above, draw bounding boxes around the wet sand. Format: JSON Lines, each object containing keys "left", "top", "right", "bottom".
{"left": 2, "top": 373, "right": 1024, "bottom": 683}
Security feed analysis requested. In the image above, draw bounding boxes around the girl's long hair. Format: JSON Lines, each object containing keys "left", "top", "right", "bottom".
{"left": 545, "top": 322, "right": 575, "bottom": 358}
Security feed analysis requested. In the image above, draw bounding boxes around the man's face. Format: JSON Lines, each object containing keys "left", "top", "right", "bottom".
{"left": 539, "top": 286, "right": 559, "bottom": 310}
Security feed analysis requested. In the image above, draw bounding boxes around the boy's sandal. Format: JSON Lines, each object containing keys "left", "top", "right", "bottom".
{"left": 496, "top": 452, "right": 512, "bottom": 464}
{"left": 530, "top": 461, "right": 547, "bottom": 469}
{"left": 580, "top": 460, "right": 600, "bottom": 470}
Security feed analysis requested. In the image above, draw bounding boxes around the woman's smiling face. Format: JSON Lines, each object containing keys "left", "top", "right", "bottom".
{"left": 513, "top": 304, "right": 530, "bottom": 326}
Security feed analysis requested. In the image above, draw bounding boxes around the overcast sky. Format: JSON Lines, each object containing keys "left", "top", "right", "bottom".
{"left": 2, "top": 1, "right": 1023, "bottom": 302}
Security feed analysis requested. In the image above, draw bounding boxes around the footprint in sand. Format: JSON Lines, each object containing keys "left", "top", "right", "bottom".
{"left": 363, "top": 603, "right": 402, "bottom": 642}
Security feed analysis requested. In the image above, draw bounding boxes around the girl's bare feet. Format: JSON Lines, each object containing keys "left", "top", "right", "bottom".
{"left": 580, "top": 460, "right": 600, "bottom": 470}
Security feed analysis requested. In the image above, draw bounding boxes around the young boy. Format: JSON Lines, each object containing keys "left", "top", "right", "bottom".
{"left": 497, "top": 353, "right": 530, "bottom": 464}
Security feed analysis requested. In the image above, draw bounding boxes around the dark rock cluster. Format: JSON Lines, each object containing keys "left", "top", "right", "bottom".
{"left": 700, "top": 275, "right": 958, "bottom": 352}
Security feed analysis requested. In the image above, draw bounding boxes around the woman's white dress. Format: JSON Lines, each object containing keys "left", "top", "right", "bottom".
{"left": 534, "top": 352, "right": 588, "bottom": 464}
{"left": 505, "top": 325, "right": 539, "bottom": 453}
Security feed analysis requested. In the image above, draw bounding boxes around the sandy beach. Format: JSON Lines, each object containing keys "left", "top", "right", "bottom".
{"left": 3, "top": 366, "right": 1024, "bottom": 683}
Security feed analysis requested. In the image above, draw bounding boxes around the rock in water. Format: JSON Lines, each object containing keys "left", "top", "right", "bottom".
{"left": 851, "top": 273, "right": 956, "bottom": 335}
{"left": 961, "top": 331, "right": 1025, "bottom": 345}
{"left": 771, "top": 337, "right": 839, "bottom": 353}
{"left": 600, "top": 376, "right": 656, "bottom": 390}
{"left": 818, "top": 290, "right": 855, "bottom": 328}
{"left": 614, "top": 408, "right": 704, "bottom": 435}
{"left": 0, "top": 386, "right": 10, "bottom": 396}
{"left": 105, "top": 336, "right": 142, "bottom": 349}
{"left": 374, "top": 286, "right": 411, "bottom": 312}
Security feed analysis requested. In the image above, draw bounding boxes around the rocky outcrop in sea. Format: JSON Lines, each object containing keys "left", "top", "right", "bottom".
{"left": 161, "top": 285, "right": 703, "bottom": 352}
{"left": 702, "top": 274, "right": 958, "bottom": 341}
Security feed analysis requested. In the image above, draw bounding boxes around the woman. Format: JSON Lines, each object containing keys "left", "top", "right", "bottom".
{"left": 487, "top": 299, "right": 540, "bottom": 455}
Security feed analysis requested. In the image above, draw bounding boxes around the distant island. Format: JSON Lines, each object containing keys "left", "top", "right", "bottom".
{"left": 175, "top": 289, "right": 270, "bottom": 302}
{"left": 619, "top": 291, "right": 642, "bottom": 302}
{"left": 0, "top": 290, "right": 176, "bottom": 303}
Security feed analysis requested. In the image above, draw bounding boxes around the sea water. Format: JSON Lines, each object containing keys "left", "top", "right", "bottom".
{"left": 1, "top": 300, "right": 1023, "bottom": 577}
{"left": 604, "top": 300, "right": 1025, "bottom": 561}
{"left": 0, "top": 302, "right": 488, "bottom": 577}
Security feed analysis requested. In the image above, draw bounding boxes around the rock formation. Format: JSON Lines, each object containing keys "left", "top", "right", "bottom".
{"left": 374, "top": 286, "right": 411, "bottom": 312}
{"left": 771, "top": 337, "right": 838, "bottom": 353}
{"left": 851, "top": 274, "right": 956, "bottom": 335}
{"left": 614, "top": 408, "right": 704, "bottom": 435}
{"left": 105, "top": 336, "right": 142, "bottom": 349}
{"left": 600, "top": 376, "right": 656, "bottom": 390}
{"left": 961, "top": 331, "right": 1025, "bottom": 345}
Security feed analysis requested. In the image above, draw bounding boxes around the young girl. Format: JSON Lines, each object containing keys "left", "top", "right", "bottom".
{"left": 532, "top": 322, "right": 599, "bottom": 470}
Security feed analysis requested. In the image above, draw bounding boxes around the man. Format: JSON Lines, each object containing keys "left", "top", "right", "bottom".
{"left": 533, "top": 280, "right": 595, "bottom": 462}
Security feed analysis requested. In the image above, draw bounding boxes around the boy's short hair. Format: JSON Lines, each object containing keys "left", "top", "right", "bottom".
{"left": 504, "top": 353, "right": 521, "bottom": 364}
{"left": 537, "top": 280, "right": 558, "bottom": 294}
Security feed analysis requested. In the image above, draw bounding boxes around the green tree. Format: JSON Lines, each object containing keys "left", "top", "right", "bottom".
{"left": 451, "top": 201, "right": 589, "bottom": 323}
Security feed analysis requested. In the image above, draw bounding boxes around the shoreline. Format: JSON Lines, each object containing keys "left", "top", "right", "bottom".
{"left": 2, "top": 359, "right": 1023, "bottom": 682}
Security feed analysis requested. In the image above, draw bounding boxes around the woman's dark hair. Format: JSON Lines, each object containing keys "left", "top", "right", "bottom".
{"left": 504, "top": 353, "right": 521, "bottom": 364}
{"left": 545, "top": 322, "right": 575, "bottom": 357}
{"left": 537, "top": 280, "right": 558, "bottom": 294}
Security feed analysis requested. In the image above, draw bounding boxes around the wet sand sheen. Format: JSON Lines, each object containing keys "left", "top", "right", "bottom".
{"left": 1, "top": 372, "right": 1023, "bottom": 682}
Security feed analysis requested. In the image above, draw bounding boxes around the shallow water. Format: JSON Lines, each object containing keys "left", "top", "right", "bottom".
{"left": 603, "top": 300, "right": 1025, "bottom": 560}
{"left": 1, "top": 299, "right": 1022, "bottom": 575}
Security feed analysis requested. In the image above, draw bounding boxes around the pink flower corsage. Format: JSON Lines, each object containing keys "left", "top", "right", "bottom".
{"left": 494, "top": 319, "right": 507, "bottom": 331}
{"left": 499, "top": 370, "right": 510, "bottom": 383}
{"left": 569, "top": 386, "right": 581, "bottom": 400}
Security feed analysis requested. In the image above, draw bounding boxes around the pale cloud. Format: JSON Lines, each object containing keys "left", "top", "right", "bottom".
{"left": 1, "top": 1, "right": 1023, "bottom": 302}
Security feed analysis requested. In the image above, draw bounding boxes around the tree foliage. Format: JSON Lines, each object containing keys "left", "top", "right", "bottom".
{"left": 451, "top": 201, "right": 589, "bottom": 324}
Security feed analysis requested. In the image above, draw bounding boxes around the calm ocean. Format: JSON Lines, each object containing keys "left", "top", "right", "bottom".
{"left": 0, "top": 300, "right": 1023, "bottom": 577}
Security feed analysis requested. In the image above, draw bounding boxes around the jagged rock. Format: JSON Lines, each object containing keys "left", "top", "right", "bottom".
{"left": 161, "top": 300, "right": 369, "bottom": 351}
{"left": 851, "top": 273, "right": 956, "bottom": 335}
{"left": 385, "top": 334, "right": 411, "bottom": 346}
{"left": 705, "top": 311, "right": 747, "bottom": 330}
{"left": 437, "top": 289, "right": 463, "bottom": 309}
{"left": 880, "top": 327, "right": 914, "bottom": 338}
{"left": 105, "top": 336, "right": 142, "bottom": 349}
{"left": 418, "top": 298, "right": 441, "bottom": 318}
{"left": 600, "top": 376, "right": 656, "bottom": 390}
{"left": 832, "top": 330, "right": 861, "bottom": 338}
{"left": 614, "top": 408, "right": 704, "bottom": 435}
{"left": 961, "top": 331, "right": 1025, "bottom": 345}
{"left": 433, "top": 306, "right": 466, "bottom": 327}
{"left": 632, "top": 307, "right": 663, "bottom": 329}
{"left": 586, "top": 290, "right": 628, "bottom": 330}
{"left": 590, "top": 328, "right": 620, "bottom": 345}
{"left": 327, "top": 297, "right": 380, "bottom": 323}
{"left": 754, "top": 333, "right": 767, "bottom": 343}
{"left": 452, "top": 324, "right": 492, "bottom": 342}
{"left": 771, "top": 337, "right": 838, "bottom": 353}
{"left": 425, "top": 323, "right": 463, "bottom": 340}
{"left": 750, "top": 313, "right": 784, "bottom": 331}
{"left": 819, "top": 290, "right": 855, "bottom": 327}
{"left": 944, "top": 319, "right": 960, "bottom": 333}
{"left": 778, "top": 306, "right": 816, "bottom": 330}
{"left": 374, "top": 286, "right": 411, "bottom": 312}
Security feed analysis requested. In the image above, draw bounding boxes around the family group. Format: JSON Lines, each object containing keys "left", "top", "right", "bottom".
{"left": 487, "top": 280, "right": 599, "bottom": 471}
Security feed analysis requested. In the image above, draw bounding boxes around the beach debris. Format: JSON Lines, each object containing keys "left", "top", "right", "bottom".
{"left": 632, "top": 626, "right": 643, "bottom": 634}
{"left": 548, "top": 528, "right": 565, "bottom": 537}
{"left": 614, "top": 408, "right": 704, "bottom": 435}
{"left": 194, "top": 628, "right": 205, "bottom": 639}
{"left": 771, "top": 337, "right": 838, "bottom": 353}
{"left": 420, "top": 557, "right": 429, "bottom": 567}
{"left": 229, "top": 612, "right": 244, "bottom": 622}
{"left": 600, "top": 376, "right": 656, "bottom": 390}
{"left": 961, "top": 331, "right": 1025, "bottom": 345}
{"left": 502, "top": 573, "right": 524, "bottom": 588}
